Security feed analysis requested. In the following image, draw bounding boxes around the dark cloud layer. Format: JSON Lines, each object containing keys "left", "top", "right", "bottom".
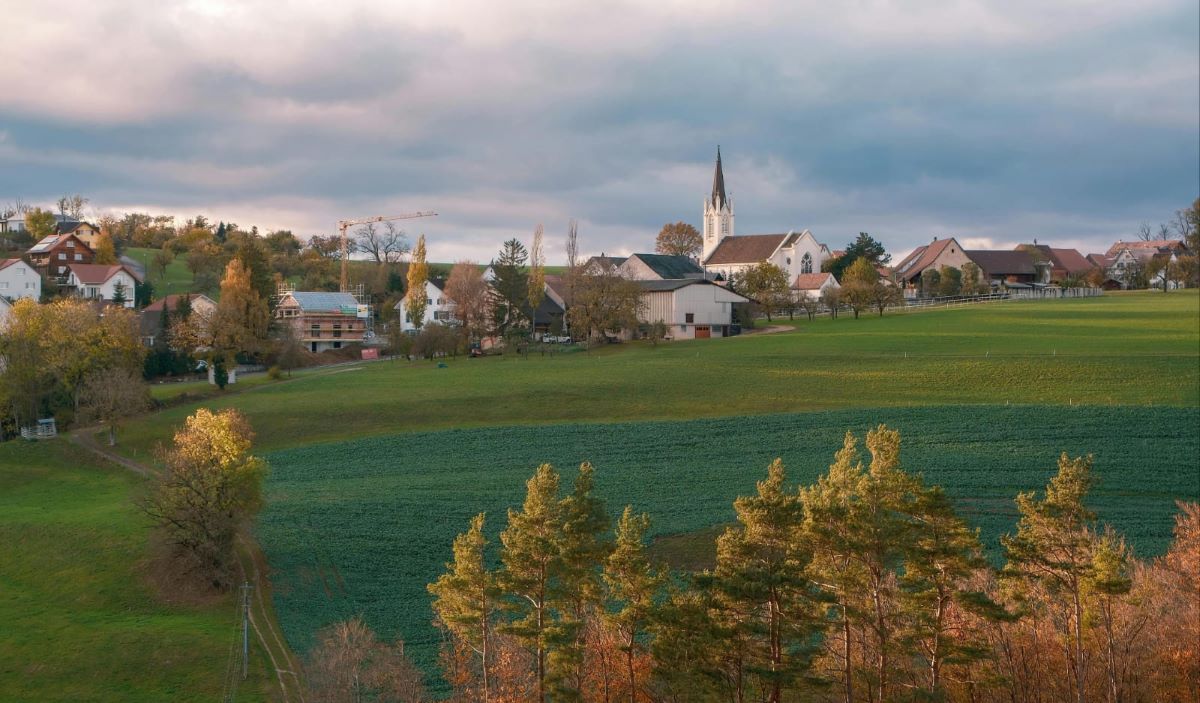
{"left": 1, "top": 0, "right": 1196, "bottom": 261}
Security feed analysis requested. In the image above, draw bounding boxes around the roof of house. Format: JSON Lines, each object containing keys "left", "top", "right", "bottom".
{"left": 964, "top": 250, "right": 1036, "bottom": 276}
{"left": 1105, "top": 239, "right": 1188, "bottom": 256}
{"left": 28, "top": 233, "right": 94, "bottom": 255}
{"left": 55, "top": 220, "right": 92, "bottom": 235}
{"left": 627, "top": 253, "right": 704, "bottom": 279}
{"left": 543, "top": 274, "right": 572, "bottom": 306}
{"left": 893, "top": 238, "right": 959, "bottom": 280}
{"left": 1041, "top": 246, "right": 1094, "bottom": 274}
{"left": 703, "top": 233, "right": 790, "bottom": 265}
{"left": 585, "top": 255, "right": 628, "bottom": 270}
{"left": 286, "top": 291, "right": 360, "bottom": 312}
{"left": 144, "top": 293, "right": 216, "bottom": 312}
{"left": 1087, "top": 253, "right": 1113, "bottom": 269}
{"left": 0, "top": 258, "right": 26, "bottom": 272}
{"left": 635, "top": 279, "right": 750, "bottom": 303}
{"left": 68, "top": 263, "right": 142, "bottom": 285}
{"left": 791, "top": 272, "right": 836, "bottom": 290}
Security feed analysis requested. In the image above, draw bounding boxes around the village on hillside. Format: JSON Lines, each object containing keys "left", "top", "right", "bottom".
{"left": 2, "top": 152, "right": 1197, "bottom": 367}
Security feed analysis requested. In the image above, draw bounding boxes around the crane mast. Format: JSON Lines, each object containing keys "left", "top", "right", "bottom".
{"left": 338, "top": 210, "right": 438, "bottom": 291}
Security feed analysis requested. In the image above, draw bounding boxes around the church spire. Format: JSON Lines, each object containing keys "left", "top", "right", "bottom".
{"left": 711, "top": 146, "right": 727, "bottom": 209}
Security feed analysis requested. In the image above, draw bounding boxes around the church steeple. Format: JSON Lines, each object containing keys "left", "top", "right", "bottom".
{"left": 711, "top": 146, "right": 727, "bottom": 209}
{"left": 702, "top": 146, "right": 734, "bottom": 262}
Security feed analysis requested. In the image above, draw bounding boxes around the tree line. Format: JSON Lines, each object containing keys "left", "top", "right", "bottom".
{"left": 409, "top": 427, "right": 1199, "bottom": 703}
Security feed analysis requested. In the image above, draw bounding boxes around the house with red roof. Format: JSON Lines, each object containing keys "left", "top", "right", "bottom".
{"left": 65, "top": 263, "right": 142, "bottom": 308}
{"left": 26, "top": 232, "right": 95, "bottom": 279}
{"left": 791, "top": 272, "right": 840, "bottom": 301}
{"left": 891, "top": 237, "right": 976, "bottom": 289}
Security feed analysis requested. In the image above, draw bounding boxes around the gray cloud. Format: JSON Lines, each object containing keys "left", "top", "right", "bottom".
{"left": 0, "top": 0, "right": 1196, "bottom": 262}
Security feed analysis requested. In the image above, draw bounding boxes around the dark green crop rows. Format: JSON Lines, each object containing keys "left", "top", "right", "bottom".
{"left": 259, "top": 405, "right": 1199, "bottom": 686}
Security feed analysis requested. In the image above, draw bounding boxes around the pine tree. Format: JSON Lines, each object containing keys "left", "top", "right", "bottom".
{"left": 712, "top": 458, "right": 821, "bottom": 703}
{"left": 604, "top": 507, "right": 664, "bottom": 703}
{"left": 490, "top": 238, "right": 529, "bottom": 336}
{"left": 110, "top": 281, "right": 128, "bottom": 306}
{"left": 549, "top": 462, "right": 612, "bottom": 699}
{"left": 1001, "top": 453, "right": 1098, "bottom": 703}
{"left": 406, "top": 235, "right": 429, "bottom": 330}
{"left": 498, "top": 464, "right": 564, "bottom": 703}
{"left": 429, "top": 513, "right": 500, "bottom": 702}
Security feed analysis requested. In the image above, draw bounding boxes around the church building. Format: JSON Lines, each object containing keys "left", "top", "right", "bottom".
{"left": 700, "top": 148, "right": 834, "bottom": 283}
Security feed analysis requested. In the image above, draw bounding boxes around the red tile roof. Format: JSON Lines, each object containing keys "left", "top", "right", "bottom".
{"left": 893, "top": 238, "right": 959, "bottom": 281}
{"left": 791, "top": 272, "right": 835, "bottom": 290}
{"left": 0, "top": 258, "right": 25, "bottom": 272}
{"left": 704, "top": 234, "right": 789, "bottom": 265}
{"left": 1105, "top": 239, "right": 1188, "bottom": 256}
{"left": 1087, "top": 253, "right": 1113, "bottom": 269}
{"left": 68, "top": 263, "right": 141, "bottom": 285}
{"left": 1047, "top": 247, "right": 1094, "bottom": 274}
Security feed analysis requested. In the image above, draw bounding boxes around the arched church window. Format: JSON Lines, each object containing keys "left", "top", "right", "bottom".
{"left": 801, "top": 253, "right": 813, "bottom": 274}
{"left": 721, "top": 219, "right": 728, "bottom": 234}
{"left": 707, "top": 216, "right": 714, "bottom": 237}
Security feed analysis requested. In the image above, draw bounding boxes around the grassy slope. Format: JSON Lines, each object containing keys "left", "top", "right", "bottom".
{"left": 259, "top": 406, "right": 1199, "bottom": 681}
{"left": 116, "top": 291, "right": 1200, "bottom": 456}
{"left": 0, "top": 442, "right": 272, "bottom": 702}
{"left": 126, "top": 247, "right": 198, "bottom": 300}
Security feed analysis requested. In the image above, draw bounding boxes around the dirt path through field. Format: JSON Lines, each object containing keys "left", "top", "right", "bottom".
{"left": 68, "top": 427, "right": 304, "bottom": 703}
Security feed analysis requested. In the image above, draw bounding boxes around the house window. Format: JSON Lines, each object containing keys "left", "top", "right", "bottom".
{"left": 786, "top": 257, "right": 791, "bottom": 265}
{"left": 311, "top": 324, "right": 320, "bottom": 337}
{"left": 0, "top": 282, "right": 8, "bottom": 289}
{"left": 58, "top": 266, "right": 67, "bottom": 273}
{"left": 333, "top": 324, "right": 342, "bottom": 339}
{"left": 405, "top": 314, "right": 411, "bottom": 323}
{"left": 425, "top": 298, "right": 432, "bottom": 305}
{"left": 333, "top": 342, "right": 342, "bottom": 349}
{"left": 685, "top": 313, "right": 694, "bottom": 323}
{"left": 67, "top": 240, "right": 75, "bottom": 248}
{"left": 58, "top": 253, "right": 66, "bottom": 260}
{"left": 801, "top": 253, "right": 812, "bottom": 274}
{"left": 74, "top": 254, "right": 82, "bottom": 261}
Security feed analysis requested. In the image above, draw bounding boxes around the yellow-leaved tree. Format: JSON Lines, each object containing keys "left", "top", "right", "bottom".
{"left": 405, "top": 234, "right": 429, "bottom": 330}
{"left": 141, "top": 408, "right": 267, "bottom": 589}
{"left": 211, "top": 258, "right": 269, "bottom": 363}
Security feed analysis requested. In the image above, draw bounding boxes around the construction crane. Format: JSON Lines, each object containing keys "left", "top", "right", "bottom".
{"left": 337, "top": 210, "right": 438, "bottom": 291}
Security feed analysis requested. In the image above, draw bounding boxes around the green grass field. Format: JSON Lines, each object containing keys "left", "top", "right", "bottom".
{"left": 115, "top": 291, "right": 1200, "bottom": 457}
{"left": 125, "top": 247, "right": 198, "bottom": 300}
{"left": 258, "top": 405, "right": 1200, "bottom": 683}
{"left": 0, "top": 442, "right": 272, "bottom": 702}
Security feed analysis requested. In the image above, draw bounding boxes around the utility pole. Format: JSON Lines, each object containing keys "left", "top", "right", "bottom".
{"left": 241, "top": 581, "right": 252, "bottom": 680}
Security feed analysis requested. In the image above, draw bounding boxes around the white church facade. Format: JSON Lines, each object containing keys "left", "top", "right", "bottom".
{"left": 699, "top": 148, "right": 834, "bottom": 283}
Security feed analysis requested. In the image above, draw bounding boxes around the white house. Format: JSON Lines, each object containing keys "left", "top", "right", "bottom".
{"left": 0, "top": 296, "right": 11, "bottom": 330}
{"left": 66, "top": 263, "right": 141, "bottom": 308}
{"left": 698, "top": 149, "right": 834, "bottom": 281}
{"left": 395, "top": 279, "right": 457, "bottom": 332}
{"left": 0, "top": 258, "right": 41, "bottom": 301}
{"left": 637, "top": 278, "right": 750, "bottom": 339}
{"left": 791, "top": 272, "right": 840, "bottom": 301}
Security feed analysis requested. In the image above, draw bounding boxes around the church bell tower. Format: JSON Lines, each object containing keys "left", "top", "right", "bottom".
{"left": 702, "top": 146, "right": 734, "bottom": 261}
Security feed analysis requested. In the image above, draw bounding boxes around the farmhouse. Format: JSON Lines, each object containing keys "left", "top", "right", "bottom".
{"left": 791, "top": 272, "right": 839, "bottom": 301}
{"left": 1025, "top": 245, "right": 1093, "bottom": 283}
{"left": 0, "top": 258, "right": 41, "bottom": 301}
{"left": 65, "top": 263, "right": 140, "bottom": 308}
{"left": 698, "top": 149, "right": 834, "bottom": 281}
{"left": 892, "top": 237, "right": 975, "bottom": 287}
{"left": 139, "top": 293, "right": 217, "bottom": 346}
{"left": 26, "top": 232, "right": 95, "bottom": 279}
{"left": 396, "top": 279, "right": 457, "bottom": 332}
{"left": 638, "top": 278, "right": 749, "bottom": 339}
{"left": 617, "top": 253, "right": 705, "bottom": 280}
{"left": 277, "top": 291, "right": 368, "bottom": 352}
{"left": 582, "top": 255, "right": 628, "bottom": 275}
{"left": 963, "top": 250, "right": 1042, "bottom": 287}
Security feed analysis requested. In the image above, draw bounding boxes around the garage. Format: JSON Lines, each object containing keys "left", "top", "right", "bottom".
{"left": 694, "top": 325, "right": 711, "bottom": 339}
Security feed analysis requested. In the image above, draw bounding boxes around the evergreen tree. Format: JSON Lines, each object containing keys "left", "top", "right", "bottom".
{"left": 429, "top": 513, "right": 500, "bottom": 702}
{"left": 406, "top": 235, "right": 429, "bottom": 330}
{"left": 498, "top": 464, "right": 564, "bottom": 703}
{"left": 490, "top": 238, "right": 529, "bottom": 336}
{"left": 604, "top": 507, "right": 664, "bottom": 703}
{"left": 1001, "top": 453, "right": 1099, "bottom": 703}
{"left": 548, "top": 462, "right": 611, "bottom": 699}
{"left": 712, "top": 459, "right": 821, "bottom": 702}
{"left": 110, "top": 281, "right": 128, "bottom": 306}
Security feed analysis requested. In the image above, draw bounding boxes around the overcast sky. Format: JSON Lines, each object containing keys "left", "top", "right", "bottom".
{"left": 1, "top": 0, "right": 1197, "bottom": 263}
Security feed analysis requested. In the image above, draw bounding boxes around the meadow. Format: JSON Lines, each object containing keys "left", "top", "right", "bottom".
{"left": 259, "top": 405, "right": 1200, "bottom": 682}
{"left": 0, "top": 441, "right": 272, "bottom": 702}
{"left": 126, "top": 247, "right": 198, "bottom": 299}
{"left": 115, "top": 291, "right": 1200, "bottom": 457}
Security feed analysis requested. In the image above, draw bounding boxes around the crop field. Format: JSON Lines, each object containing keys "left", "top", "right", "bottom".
{"left": 258, "top": 404, "right": 1200, "bottom": 684}
{"left": 0, "top": 441, "right": 272, "bottom": 702}
{"left": 116, "top": 291, "right": 1200, "bottom": 457}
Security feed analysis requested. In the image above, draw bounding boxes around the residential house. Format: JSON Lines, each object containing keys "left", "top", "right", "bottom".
{"left": 582, "top": 255, "right": 628, "bottom": 275}
{"left": 276, "top": 291, "right": 367, "bottom": 352}
{"left": 1102, "top": 239, "right": 1191, "bottom": 289}
{"left": 1023, "top": 245, "right": 1094, "bottom": 284}
{"left": 0, "top": 258, "right": 41, "bottom": 301}
{"left": 395, "top": 279, "right": 457, "bottom": 332}
{"left": 791, "top": 272, "right": 840, "bottom": 301}
{"left": 55, "top": 220, "right": 102, "bottom": 247}
{"left": 66, "top": 263, "right": 141, "bottom": 308}
{"left": 139, "top": 293, "right": 217, "bottom": 346}
{"left": 892, "top": 237, "right": 975, "bottom": 288}
{"left": 0, "top": 296, "right": 11, "bottom": 330}
{"left": 964, "top": 250, "right": 1043, "bottom": 287}
{"left": 637, "top": 278, "right": 750, "bottom": 339}
{"left": 697, "top": 149, "right": 834, "bottom": 282}
{"left": 26, "top": 233, "right": 95, "bottom": 280}
{"left": 1105, "top": 239, "right": 1190, "bottom": 258}
{"left": 617, "top": 253, "right": 705, "bottom": 280}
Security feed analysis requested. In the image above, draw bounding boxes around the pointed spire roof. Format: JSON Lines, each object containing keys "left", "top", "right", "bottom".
{"left": 710, "top": 146, "right": 727, "bottom": 209}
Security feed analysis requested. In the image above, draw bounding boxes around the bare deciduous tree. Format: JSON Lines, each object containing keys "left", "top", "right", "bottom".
{"left": 355, "top": 222, "right": 411, "bottom": 264}
{"left": 78, "top": 368, "right": 151, "bottom": 446}
{"left": 306, "top": 616, "right": 428, "bottom": 703}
